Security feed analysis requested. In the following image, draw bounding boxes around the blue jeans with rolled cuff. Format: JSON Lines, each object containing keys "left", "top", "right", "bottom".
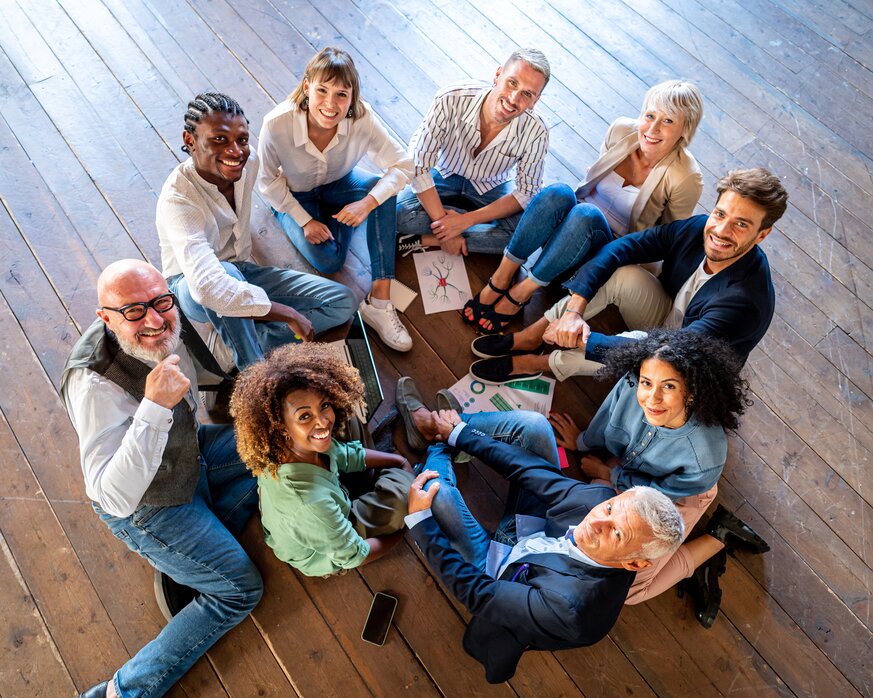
{"left": 503, "top": 182, "right": 612, "bottom": 286}
{"left": 96, "top": 424, "right": 261, "bottom": 698}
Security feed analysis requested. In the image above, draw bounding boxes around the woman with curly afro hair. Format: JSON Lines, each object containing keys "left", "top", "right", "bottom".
{"left": 231, "top": 342, "right": 414, "bottom": 577}
{"left": 549, "top": 329, "right": 768, "bottom": 628}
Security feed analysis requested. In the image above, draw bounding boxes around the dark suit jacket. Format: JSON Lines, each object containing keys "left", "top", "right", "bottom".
{"left": 409, "top": 428, "right": 634, "bottom": 683}
{"left": 564, "top": 214, "right": 774, "bottom": 364}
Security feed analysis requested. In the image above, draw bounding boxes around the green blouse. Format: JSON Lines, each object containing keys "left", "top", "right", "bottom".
{"left": 258, "top": 439, "right": 369, "bottom": 576}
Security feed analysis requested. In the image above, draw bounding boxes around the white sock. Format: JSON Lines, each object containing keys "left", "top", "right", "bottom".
{"left": 368, "top": 295, "right": 391, "bottom": 310}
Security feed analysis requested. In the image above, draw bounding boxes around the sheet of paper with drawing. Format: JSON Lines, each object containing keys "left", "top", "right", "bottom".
{"left": 412, "top": 250, "right": 472, "bottom": 314}
{"left": 445, "top": 374, "right": 556, "bottom": 417}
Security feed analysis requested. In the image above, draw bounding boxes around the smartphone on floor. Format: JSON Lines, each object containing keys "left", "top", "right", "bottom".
{"left": 361, "top": 591, "right": 398, "bottom": 646}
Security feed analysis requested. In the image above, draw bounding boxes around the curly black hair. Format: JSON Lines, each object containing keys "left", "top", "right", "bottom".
{"left": 597, "top": 329, "right": 751, "bottom": 430}
{"left": 230, "top": 343, "right": 364, "bottom": 478}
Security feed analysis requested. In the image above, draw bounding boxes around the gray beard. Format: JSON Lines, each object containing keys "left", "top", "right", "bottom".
{"left": 114, "top": 321, "right": 182, "bottom": 364}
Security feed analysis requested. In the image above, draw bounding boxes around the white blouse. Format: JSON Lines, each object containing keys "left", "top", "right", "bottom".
{"left": 257, "top": 99, "right": 413, "bottom": 227}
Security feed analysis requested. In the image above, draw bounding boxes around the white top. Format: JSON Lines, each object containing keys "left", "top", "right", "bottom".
{"left": 409, "top": 80, "right": 549, "bottom": 208}
{"left": 63, "top": 346, "right": 200, "bottom": 518}
{"left": 584, "top": 170, "right": 640, "bottom": 236}
{"left": 663, "top": 260, "right": 715, "bottom": 329}
{"left": 157, "top": 156, "right": 271, "bottom": 318}
{"left": 257, "top": 99, "right": 413, "bottom": 227}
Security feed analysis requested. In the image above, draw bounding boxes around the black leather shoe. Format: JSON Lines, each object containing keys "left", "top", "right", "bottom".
{"left": 395, "top": 376, "right": 429, "bottom": 450}
{"left": 679, "top": 549, "right": 727, "bottom": 629}
{"left": 470, "top": 334, "right": 543, "bottom": 359}
{"left": 470, "top": 356, "right": 542, "bottom": 385}
{"left": 78, "top": 681, "right": 108, "bottom": 698}
{"left": 706, "top": 505, "right": 770, "bottom": 554}
{"left": 154, "top": 570, "right": 198, "bottom": 622}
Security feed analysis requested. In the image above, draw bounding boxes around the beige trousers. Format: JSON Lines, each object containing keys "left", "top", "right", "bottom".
{"left": 545, "top": 265, "right": 674, "bottom": 380}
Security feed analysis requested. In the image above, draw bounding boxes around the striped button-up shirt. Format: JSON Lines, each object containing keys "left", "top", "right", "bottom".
{"left": 409, "top": 81, "right": 548, "bottom": 208}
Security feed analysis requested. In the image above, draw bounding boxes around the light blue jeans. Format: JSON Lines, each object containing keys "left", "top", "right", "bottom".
{"left": 395, "top": 171, "right": 521, "bottom": 254}
{"left": 504, "top": 183, "right": 613, "bottom": 286}
{"left": 170, "top": 261, "right": 356, "bottom": 369}
{"left": 422, "top": 410, "right": 559, "bottom": 570}
{"left": 96, "top": 424, "right": 261, "bottom": 698}
{"left": 273, "top": 167, "right": 398, "bottom": 281}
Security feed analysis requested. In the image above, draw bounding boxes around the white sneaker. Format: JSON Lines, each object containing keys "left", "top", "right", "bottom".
{"left": 359, "top": 296, "right": 413, "bottom": 351}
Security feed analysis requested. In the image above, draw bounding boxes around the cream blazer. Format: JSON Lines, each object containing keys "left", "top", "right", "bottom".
{"left": 575, "top": 117, "right": 703, "bottom": 234}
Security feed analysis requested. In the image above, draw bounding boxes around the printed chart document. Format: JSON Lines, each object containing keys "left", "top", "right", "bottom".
{"left": 445, "top": 373, "right": 555, "bottom": 417}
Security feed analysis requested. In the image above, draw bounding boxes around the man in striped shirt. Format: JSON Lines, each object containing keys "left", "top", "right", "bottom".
{"left": 397, "top": 48, "right": 550, "bottom": 256}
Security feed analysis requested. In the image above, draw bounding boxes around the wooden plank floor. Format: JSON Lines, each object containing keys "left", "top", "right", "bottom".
{"left": 1, "top": 0, "right": 870, "bottom": 695}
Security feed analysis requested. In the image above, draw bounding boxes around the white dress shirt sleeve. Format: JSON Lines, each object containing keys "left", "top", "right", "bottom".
{"left": 256, "top": 117, "right": 314, "bottom": 227}
{"left": 157, "top": 191, "right": 271, "bottom": 317}
{"left": 363, "top": 110, "right": 414, "bottom": 203}
{"left": 64, "top": 368, "right": 175, "bottom": 518}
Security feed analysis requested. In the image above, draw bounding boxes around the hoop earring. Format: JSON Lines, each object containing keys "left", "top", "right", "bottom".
{"left": 301, "top": 96, "right": 309, "bottom": 111}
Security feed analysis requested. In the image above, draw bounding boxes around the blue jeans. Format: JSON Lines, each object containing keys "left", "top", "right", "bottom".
{"left": 170, "top": 261, "right": 356, "bottom": 369}
{"left": 396, "top": 171, "right": 521, "bottom": 254}
{"left": 504, "top": 183, "right": 612, "bottom": 285}
{"left": 422, "top": 411, "right": 559, "bottom": 571}
{"left": 96, "top": 424, "right": 261, "bottom": 698}
{"left": 273, "top": 167, "right": 398, "bottom": 281}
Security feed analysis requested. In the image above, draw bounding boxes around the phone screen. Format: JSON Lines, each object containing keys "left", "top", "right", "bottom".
{"left": 361, "top": 592, "right": 398, "bottom": 646}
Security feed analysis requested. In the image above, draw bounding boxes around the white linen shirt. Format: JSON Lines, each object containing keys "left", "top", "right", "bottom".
{"left": 257, "top": 99, "right": 413, "bottom": 227}
{"left": 63, "top": 345, "right": 200, "bottom": 519}
{"left": 157, "top": 156, "right": 271, "bottom": 318}
{"left": 408, "top": 81, "right": 549, "bottom": 208}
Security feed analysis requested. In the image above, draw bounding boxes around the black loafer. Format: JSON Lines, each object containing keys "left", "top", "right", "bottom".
{"left": 395, "top": 376, "right": 429, "bottom": 450}
{"left": 706, "top": 505, "right": 770, "bottom": 554}
{"left": 78, "top": 681, "right": 108, "bottom": 698}
{"left": 470, "top": 356, "right": 542, "bottom": 385}
{"left": 154, "top": 570, "right": 198, "bottom": 622}
{"left": 679, "top": 549, "right": 727, "bottom": 629}
{"left": 470, "top": 334, "right": 544, "bottom": 359}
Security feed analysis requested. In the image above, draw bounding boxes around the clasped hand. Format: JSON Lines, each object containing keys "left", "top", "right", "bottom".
{"left": 542, "top": 312, "right": 590, "bottom": 349}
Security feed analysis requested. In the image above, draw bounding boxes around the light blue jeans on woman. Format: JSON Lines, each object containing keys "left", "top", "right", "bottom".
{"left": 421, "top": 410, "right": 559, "bottom": 570}
{"left": 273, "top": 167, "right": 398, "bottom": 281}
{"left": 97, "top": 424, "right": 261, "bottom": 698}
{"left": 504, "top": 182, "right": 612, "bottom": 286}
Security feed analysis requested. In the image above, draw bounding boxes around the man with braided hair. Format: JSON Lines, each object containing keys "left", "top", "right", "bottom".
{"left": 158, "top": 92, "right": 357, "bottom": 370}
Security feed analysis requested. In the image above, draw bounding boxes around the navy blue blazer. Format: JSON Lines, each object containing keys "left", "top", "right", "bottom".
{"left": 409, "top": 428, "right": 634, "bottom": 684}
{"left": 564, "top": 214, "right": 775, "bottom": 364}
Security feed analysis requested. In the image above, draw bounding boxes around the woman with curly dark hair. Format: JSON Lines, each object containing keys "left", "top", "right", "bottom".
{"left": 549, "top": 329, "right": 768, "bottom": 627}
{"left": 231, "top": 342, "right": 413, "bottom": 577}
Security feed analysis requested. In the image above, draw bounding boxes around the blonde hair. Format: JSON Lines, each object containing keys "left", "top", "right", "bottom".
{"left": 640, "top": 80, "right": 704, "bottom": 145}
{"left": 288, "top": 47, "right": 366, "bottom": 120}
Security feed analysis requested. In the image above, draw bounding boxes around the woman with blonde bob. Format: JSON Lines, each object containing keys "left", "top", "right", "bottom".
{"left": 466, "top": 80, "right": 705, "bottom": 333}
{"left": 257, "top": 47, "right": 415, "bottom": 351}
{"left": 231, "top": 343, "right": 414, "bottom": 577}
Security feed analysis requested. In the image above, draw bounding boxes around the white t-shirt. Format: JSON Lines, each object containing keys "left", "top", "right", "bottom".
{"left": 584, "top": 169, "right": 639, "bottom": 236}
{"left": 663, "top": 259, "right": 715, "bottom": 329}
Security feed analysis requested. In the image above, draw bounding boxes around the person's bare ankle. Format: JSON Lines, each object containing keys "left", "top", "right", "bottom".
{"left": 410, "top": 407, "right": 435, "bottom": 440}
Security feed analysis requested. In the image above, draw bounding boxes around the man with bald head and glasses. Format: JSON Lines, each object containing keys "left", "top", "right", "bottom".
{"left": 61, "top": 259, "right": 262, "bottom": 698}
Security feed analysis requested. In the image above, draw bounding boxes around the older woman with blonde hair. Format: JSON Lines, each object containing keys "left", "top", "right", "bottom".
{"left": 466, "top": 79, "right": 704, "bottom": 333}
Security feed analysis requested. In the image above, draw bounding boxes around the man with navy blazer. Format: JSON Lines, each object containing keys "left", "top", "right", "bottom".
{"left": 469, "top": 167, "right": 789, "bottom": 382}
{"left": 405, "top": 410, "right": 683, "bottom": 683}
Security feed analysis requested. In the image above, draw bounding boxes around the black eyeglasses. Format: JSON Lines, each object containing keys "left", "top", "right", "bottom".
{"left": 101, "top": 293, "right": 177, "bottom": 321}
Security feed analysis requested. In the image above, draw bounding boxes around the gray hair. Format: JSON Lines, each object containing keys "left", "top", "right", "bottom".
{"left": 640, "top": 79, "right": 704, "bottom": 145}
{"left": 505, "top": 48, "right": 551, "bottom": 88}
{"left": 626, "top": 486, "right": 685, "bottom": 560}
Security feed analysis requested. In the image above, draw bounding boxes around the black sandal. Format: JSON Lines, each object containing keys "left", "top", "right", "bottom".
{"left": 463, "top": 277, "right": 510, "bottom": 325}
{"left": 478, "top": 287, "right": 530, "bottom": 334}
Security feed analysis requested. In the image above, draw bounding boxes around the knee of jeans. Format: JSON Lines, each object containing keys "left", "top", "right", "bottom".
{"left": 537, "top": 182, "right": 577, "bottom": 208}
{"left": 219, "top": 261, "right": 246, "bottom": 281}
{"left": 229, "top": 559, "right": 263, "bottom": 613}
